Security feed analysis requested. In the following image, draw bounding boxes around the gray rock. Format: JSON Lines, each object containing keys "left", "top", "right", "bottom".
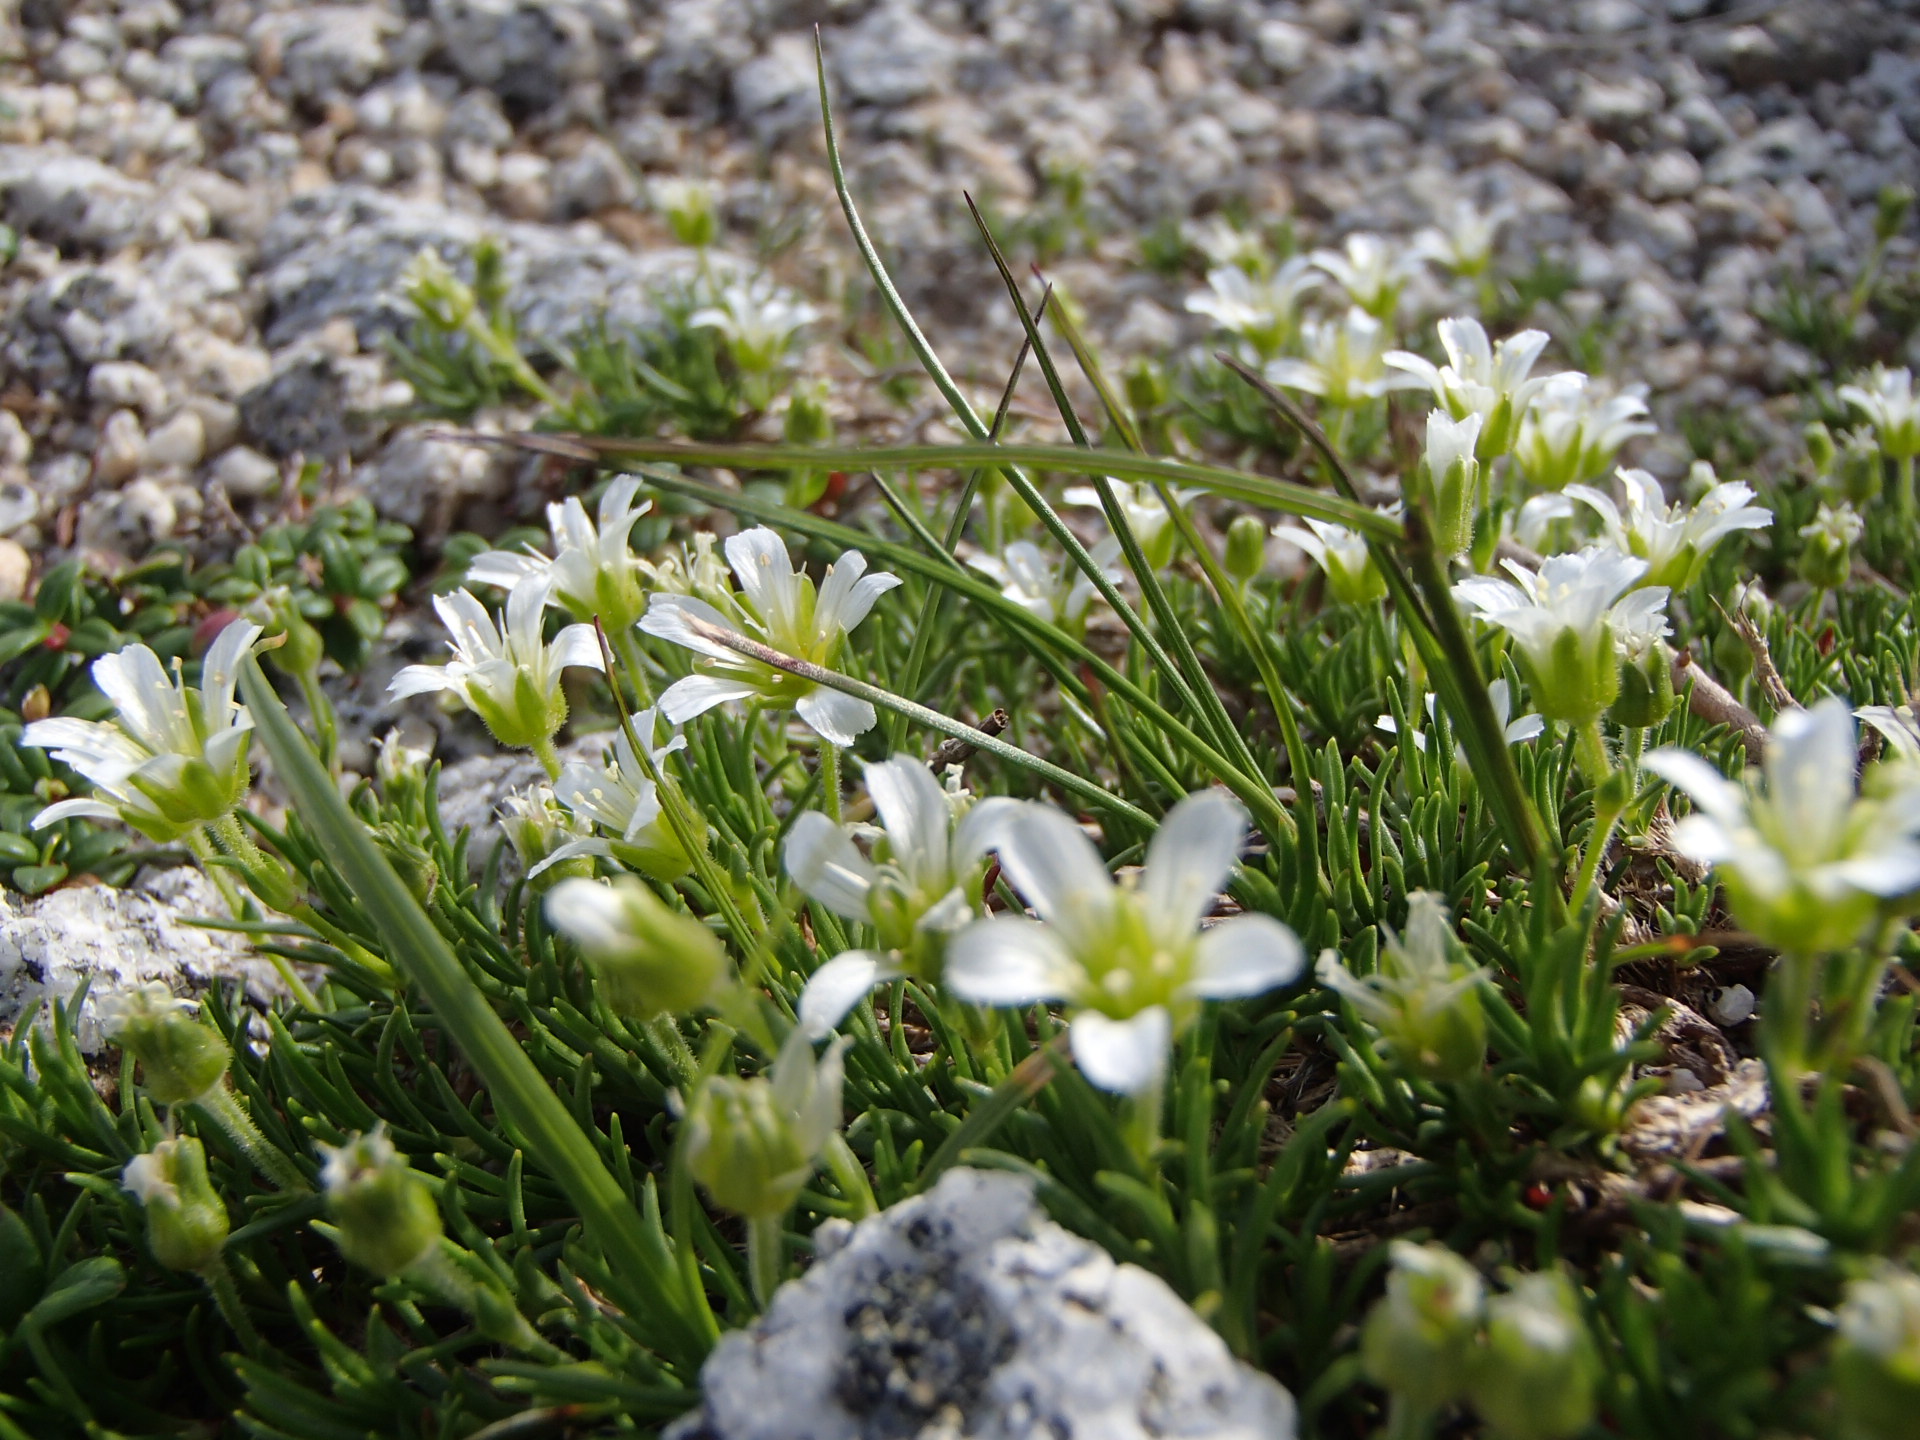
{"left": 249, "top": 6, "right": 400, "bottom": 104}
{"left": 0, "top": 867, "right": 307, "bottom": 1051}
{"left": 668, "top": 1167, "right": 1296, "bottom": 1440}
{"left": 429, "top": 0, "right": 633, "bottom": 114}
{"left": 0, "top": 146, "right": 159, "bottom": 252}
{"left": 833, "top": 1, "right": 960, "bottom": 107}
{"left": 252, "top": 184, "right": 702, "bottom": 349}
{"left": 237, "top": 354, "right": 357, "bottom": 459}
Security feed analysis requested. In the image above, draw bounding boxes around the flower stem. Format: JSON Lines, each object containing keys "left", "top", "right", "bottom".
{"left": 1573, "top": 718, "right": 1612, "bottom": 790}
{"left": 190, "top": 1083, "right": 311, "bottom": 1193}
{"left": 747, "top": 1212, "right": 785, "bottom": 1308}
{"left": 1897, "top": 452, "right": 1915, "bottom": 526}
{"left": 1568, "top": 720, "right": 1625, "bottom": 917}
{"left": 531, "top": 735, "right": 563, "bottom": 782}
{"left": 1760, "top": 951, "right": 1816, "bottom": 1081}
{"left": 820, "top": 742, "right": 842, "bottom": 823}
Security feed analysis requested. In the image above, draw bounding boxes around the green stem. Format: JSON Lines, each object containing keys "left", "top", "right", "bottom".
{"left": 646, "top": 1014, "right": 698, "bottom": 1088}
{"left": 190, "top": 1084, "right": 311, "bottom": 1193}
{"left": 407, "top": 1241, "right": 566, "bottom": 1360}
{"left": 1126, "top": 1064, "right": 1167, "bottom": 1176}
{"left": 531, "top": 735, "right": 563, "bottom": 782}
{"left": 611, "top": 625, "right": 656, "bottom": 709}
{"left": 1760, "top": 951, "right": 1817, "bottom": 1081}
{"left": 1897, "top": 452, "right": 1915, "bottom": 526}
{"left": 747, "top": 1212, "right": 785, "bottom": 1309}
{"left": 1573, "top": 718, "right": 1612, "bottom": 791}
{"left": 293, "top": 667, "right": 338, "bottom": 773}
{"left": 1385, "top": 1394, "right": 1437, "bottom": 1440}
{"left": 820, "top": 742, "right": 842, "bottom": 824}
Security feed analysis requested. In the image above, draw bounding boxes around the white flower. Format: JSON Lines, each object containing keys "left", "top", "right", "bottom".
{"left": 1060, "top": 482, "right": 1195, "bottom": 570}
{"left": 1453, "top": 548, "right": 1666, "bottom": 724}
{"left": 1423, "top": 409, "right": 1486, "bottom": 558}
{"left": 466, "top": 476, "right": 654, "bottom": 632}
{"left": 640, "top": 530, "right": 734, "bottom": 606}
{"left": 1384, "top": 318, "right": 1564, "bottom": 457}
{"left": 1411, "top": 199, "right": 1514, "bottom": 278}
{"left": 1566, "top": 467, "right": 1771, "bottom": 591}
{"left": 945, "top": 791, "right": 1304, "bottom": 1095}
{"left": 1512, "top": 373, "right": 1657, "bottom": 491}
{"left": 690, "top": 276, "right": 820, "bottom": 375}
{"left": 1273, "top": 515, "right": 1385, "bottom": 606}
{"left": 1800, "top": 501, "right": 1866, "bottom": 548}
{"left": 23, "top": 619, "right": 261, "bottom": 842}
{"left": 1308, "top": 233, "right": 1428, "bottom": 319}
{"left": 499, "top": 782, "right": 594, "bottom": 882}
{"left": 1182, "top": 217, "right": 1267, "bottom": 273}
{"left": 968, "top": 536, "right": 1122, "bottom": 634}
{"left": 1264, "top": 307, "right": 1426, "bottom": 409}
{"left": 1646, "top": 698, "right": 1920, "bottom": 953}
{"left": 1377, "top": 679, "right": 1545, "bottom": 760}
{"left": 389, "top": 574, "right": 604, "bottom": 750}
{"left": 785, "top": 757, "right": 1020, "bottom": 1037}
{"left": 1184, "top": 258, "right": 1322, "bottom": 358}
{"left": 538, "top": 710, "right": 692, "bottom": 881}
{"left": 652, "top": 176, "right": 717, "bottom": 247}
{"left": 1837, "top": 365, "right": 1920, "bottom": 460}
{"left": 685, "top": 1028, "right": 849, "bottom": 1220}
{"left": 639, "top": 527, "right": 901, "bottom": 746}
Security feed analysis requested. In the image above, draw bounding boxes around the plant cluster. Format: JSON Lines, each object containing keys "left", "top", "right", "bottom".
{"left": 4, "top": 57, "right": 1920, "bottom": 1440}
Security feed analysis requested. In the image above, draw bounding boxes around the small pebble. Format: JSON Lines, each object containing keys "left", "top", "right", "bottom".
{"left": 1709, "top": 984, "right": 1756, "bottom": 1028}
{"left": 93, "top": 409, "right": 147, "bottom": 487}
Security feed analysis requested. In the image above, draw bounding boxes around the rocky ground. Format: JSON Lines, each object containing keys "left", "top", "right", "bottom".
{"left": 1, "top": 0, "right": 1915, "bottom": 596}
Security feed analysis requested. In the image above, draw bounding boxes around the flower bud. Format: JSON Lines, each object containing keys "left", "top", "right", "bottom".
{"left": 1610, "top": 638, "right": 1675, "bottom": 729}
{"left": 1362, "top": 1241, "right": 1485, "bottom": 1414}
{"left": 1466, "top": 1273, "right": 1600, "bottom": 1440}
{"left": 123, "top": 1136, "right": 229, "bottom": 1273}
{"left": 1877, "top": 183, "right": 1915, "bottom": 245}
{"left": 401, "top": 248, "right": 476, "bottom": 333}
{"left": 501, "top": 785, "right": 592, "bottom": 891}
{"left": 1833, "top": 1265, "right": 1920, "bottom": 1440}
{"left": 318, "top": 1129, "right": 443, "bottom": 1278}
{"left": 685, "top": 1034, "right": 847, "bottom": 1220}
{"left": 654, "top": 178, "right": 716, "bottom": 249}
{"left": 546, "top": 876, "right": 727, "bottom": 1021}
{"left": 1320, "top": 892, "right": 1486, "bottom": 1084}
{"left": 1224, "top": 515, "right": 1268, "bottom": 585}
{"left": 263, "top": 590, "right": 326, "bottom": 679}
{"left": 1799, "top": 502, "right": 1863, "bottom": 592}
{"left": 1804, "top": 421, "right": 1837, "bottom": 476}
{"left": 1424, "top": 410, "right": 1485, "bottom": 559}
{"left": 99, "top": 983, "right": 230, "bottom": 1105}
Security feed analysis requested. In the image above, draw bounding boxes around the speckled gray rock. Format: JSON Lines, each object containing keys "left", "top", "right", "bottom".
{"left": 667, "top": 1167, "right": 1295, "bottom": 1440}
{"left": 0, "top": 867, "right": 309, "bottom": 1050}
{"left": 428, "top": 0, "right": 634, "bottom": 114}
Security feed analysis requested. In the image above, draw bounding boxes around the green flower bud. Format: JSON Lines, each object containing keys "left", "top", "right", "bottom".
{"left": 99, "top": 983, "right": 230, "bottom": 1105}
{"left": 546, "top": 876, "right": 728, "bottom": 1021}
{"left": 1610, "top": 638, "right": 1675, "bottom": 729}
{"left": 654, "top": 178, "right": 717, "bottom": 249}
{"left": 1837, "top": 428, "right": 1887, "bottom": 506}
{"left": 401, "top": 248, "right": 476, "bottom": 333}
{"left": 1804, "top": 421, "right": 1837, "bottom": 476}
{"left": 123, "top": 1136, "right": 229, "bottom": 1273}
{"left": 1319, "top": 892, "right": 1486, "bottom": 1084}
{"left": 1362, "top": 1241, "right": 1486, "bottom": 1414}
{"left": 375, "top": 823, "right": 439, "bottom": 907}
{"left": 1834, "top": 1264, "right": 1920, "bottom": 1440}
{"left": 318, "top": 1129, "right": 443, "bottom": 1278}
{"left": 1125, "top": 357, "right": 1170, "bottom": 416}
{"left": 1224, "top": 515, "right": 1269, "bottom": 585}
{"left": 1467, "top": 1273, "right": 1600, "bottom": 1440}
{"left": 500, "top": 784, "right": 593, "bottom": 892}
{"left": 685, "top": 1034, "right": 847, "bottom": 1220}
{"left": 1799, "top": 503, "right": 1863, "bottom": 592}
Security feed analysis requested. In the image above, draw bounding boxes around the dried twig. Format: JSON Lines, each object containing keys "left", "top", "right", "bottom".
{"left": 928, "top": 709, "right": 1010, "bottom": 771}
{"left": 1671, "top": 648, "right": 1769, "bottom": 763}
{"left": 1717, "top": 601, "right": 1796, "bottom": 714}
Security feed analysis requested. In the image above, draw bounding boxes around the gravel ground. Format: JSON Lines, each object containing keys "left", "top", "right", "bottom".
{"left": 0, "top": 0, "right": 1915, "bottom": 578}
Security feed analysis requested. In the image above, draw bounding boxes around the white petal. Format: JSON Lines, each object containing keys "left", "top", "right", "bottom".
{"left": 639, "top": 594, "right": 742, "bottom": 662}
{"left": 1830, "top": 847, "right": 1920, "bottom": 898}
{"left": 657, "top": 673, "right": 760, "bottom": 724}
{"left": 725, "top": 527, "right": 803, "bottom": 636}
{"left": 864, "top": 757, "right": 950, "bottom": 887}
{"left": 945, "top": 915, "right": 1081, "bottom": 1005}
{"left": 1069, "top": 1007, "right": 1172, "bottom": 1096}
{"left": 798, "top": 951, "right": 898, "bottom": 1038}
{"left": 952, "top": 795, "right": 1024, "bottom": 861}
{"left": 795, "top": 687, "right": 877, "bottom": 746}
{"left": 388, "top": 664, "right": 457, "bottom": 701}
{"left": 548, "top": 624, "right": 609, "bottom": 673}
{"left": 201, "top": 619, "right": 262, "bottom": 721}
{"left": 32, "top": 797, "right": 122, "bottom": 828}
{"left": 826, "top": 571, "right": 902, "bottom": 636}
{"left": 93, "top": 645, "right": 185, "bottom": 751}
{"left": 465, "top": 550, "right": 548, "bottom": 591}
{"left": 1188, "top": 914, "right": 1305, "bottom": 999}
{"left": 1766, "top": 699, "right": 1858, "bottom": 856}
{"left": 1140, "top": 789, "right": 1248, "bottom": 936}
{"left": 783, "top": 812, "right": 877, "bottom": 920}
{"left": 991, "top": 804, "right": 1116, "bottom": 945}
{"left": 1644, "top": 748, "right": 1746, "bottom": 823}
